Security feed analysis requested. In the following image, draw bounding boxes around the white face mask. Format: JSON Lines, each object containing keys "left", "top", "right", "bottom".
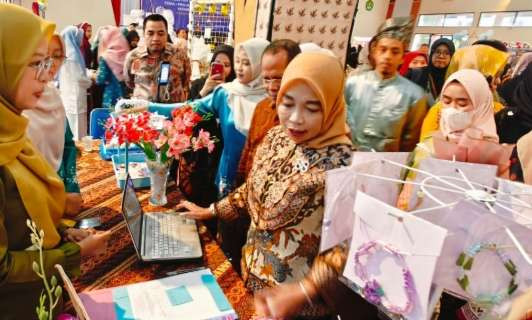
{"left": 441, "top": 107, "right": 473, "bottom": 132}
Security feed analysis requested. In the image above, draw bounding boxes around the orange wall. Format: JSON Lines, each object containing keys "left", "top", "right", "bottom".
{"left": 234, "top": 0, "right": 258, "bottom": 45}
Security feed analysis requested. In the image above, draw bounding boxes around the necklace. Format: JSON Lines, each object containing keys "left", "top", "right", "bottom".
{"left": 456, "top": 242, "right": 518, "bottom": 306}
{"left": 354, "top": 241, "right": 417, "bottom": 315}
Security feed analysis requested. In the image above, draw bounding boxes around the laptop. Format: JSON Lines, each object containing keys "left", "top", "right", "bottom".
{"left": 121, "top": 174, "right": 203, "bottom": 262}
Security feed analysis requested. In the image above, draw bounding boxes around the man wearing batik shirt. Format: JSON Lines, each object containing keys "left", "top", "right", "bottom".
{"left": 345, "top": 17, "right": 428, "bottom": 152}
{"left": 124, "top": 14, "right": 191, "bottom": 103}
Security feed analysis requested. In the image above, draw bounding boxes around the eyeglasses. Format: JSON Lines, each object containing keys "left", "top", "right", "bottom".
{"left": 434, "top": 50, "right": 451, "bottom": 57}
{"left": 263, "top": 76, "right": 282, "bottom": 85}
{"left": 28, "top": 57, "right": 53, "bottom": 81}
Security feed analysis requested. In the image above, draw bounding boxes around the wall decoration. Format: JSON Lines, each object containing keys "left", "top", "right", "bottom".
{"left": 260, "top": 0, "right": 358, "bottom": 65}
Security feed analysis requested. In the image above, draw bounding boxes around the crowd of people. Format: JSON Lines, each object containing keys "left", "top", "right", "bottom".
{"left": 1, "top": 3, "right": 531, "bottom": 319}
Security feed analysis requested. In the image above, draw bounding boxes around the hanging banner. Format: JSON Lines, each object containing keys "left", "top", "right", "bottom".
{"left": 141, "top": 0, "right": 190, "bottom": 30}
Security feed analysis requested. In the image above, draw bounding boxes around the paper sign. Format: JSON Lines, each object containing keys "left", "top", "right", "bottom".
{"left": 343, "top": 192, "right": 447, "bottom": 320}
{"left": 320, "top": 153, "right": 409, "bottom": 252}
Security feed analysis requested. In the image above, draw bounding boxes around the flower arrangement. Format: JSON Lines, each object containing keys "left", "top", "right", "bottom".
{"left": 104, "top": 106, "right": 217, "bottom": 165}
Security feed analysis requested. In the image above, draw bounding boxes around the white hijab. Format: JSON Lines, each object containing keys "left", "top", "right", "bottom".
{"left": 221, "top": 37, "right": 269, "bottom": 136}
{"left": 23, "top": 83, "right": 66, "bottom": 171}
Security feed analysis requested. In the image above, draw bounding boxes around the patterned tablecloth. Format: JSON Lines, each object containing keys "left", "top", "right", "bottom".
{"left": 68, "top": 147, "right": 255, "bottom": 319}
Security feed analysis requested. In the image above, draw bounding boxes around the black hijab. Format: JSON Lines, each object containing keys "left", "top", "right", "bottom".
{"left": 210, "top": 44, "right": 235, "bottom": 82}
{"left": 427, "top": 38, "right": 455, "bottom": 96}
{"left": 406, "top": 38, "right": 455, "bottom": 98}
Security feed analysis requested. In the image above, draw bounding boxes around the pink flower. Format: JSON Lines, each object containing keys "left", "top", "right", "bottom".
{"left": 167, "top": 133, "right": 191, "bottom": 157}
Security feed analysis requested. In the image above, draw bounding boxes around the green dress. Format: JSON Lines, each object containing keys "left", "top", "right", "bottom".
{"left": 0, "top": 167, "right": 80, "bottom": 319}
{"left": 57, "top": 121, "right": 80, "bottom": 193}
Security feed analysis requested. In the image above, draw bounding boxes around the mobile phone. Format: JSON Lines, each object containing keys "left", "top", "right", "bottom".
{"left": 159, "top": 62, "right": 170, "bottom": 85}
{"left": 76, "top": 216, "right": 102, "bottom": 229}
{"left": 211, "top": 62, "right": 224, "bottom": 78}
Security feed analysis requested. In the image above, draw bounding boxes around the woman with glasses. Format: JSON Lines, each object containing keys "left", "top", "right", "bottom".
{"left": 406, "top": 38, "right": 456, "bottom": 106}
{"left": 23, "top": 34, "right": 83, "bottom": 216}
{"left": 59, "top": 25, "right": 92, "bottom": 140}
{"left": 0, "top": 4, "right": 109, "bottom": 318}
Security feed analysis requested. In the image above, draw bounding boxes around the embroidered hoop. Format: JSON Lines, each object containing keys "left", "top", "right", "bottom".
{"left": 456, "top": 242, "right": 519, "bottom": 305}
{"left": 354, "top": 241, "right": 417, "bottom": 315}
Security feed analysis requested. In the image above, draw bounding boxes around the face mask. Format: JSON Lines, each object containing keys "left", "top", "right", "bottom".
{"left": 441, "top": 107, "right": 473, "bottom": 132}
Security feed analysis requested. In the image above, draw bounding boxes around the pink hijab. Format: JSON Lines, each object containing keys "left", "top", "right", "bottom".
{"left": 439, "top": 69, "right": 499, "bottom": 142}
{"left": 98, "top": 26, "right": 129, "bottom": 81}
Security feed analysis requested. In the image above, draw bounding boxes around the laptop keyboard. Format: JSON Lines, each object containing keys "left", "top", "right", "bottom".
{"left": 147, "top": 213, "right": 191, "bottom": 257}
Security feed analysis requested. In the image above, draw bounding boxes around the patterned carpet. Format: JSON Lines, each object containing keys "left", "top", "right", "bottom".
{"left": 69, "top": 148, "right": 255, "bottom": 319}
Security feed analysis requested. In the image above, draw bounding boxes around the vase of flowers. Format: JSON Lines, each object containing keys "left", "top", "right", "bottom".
{"left": 105, "top": 106, "right": 217, "bottom": 206}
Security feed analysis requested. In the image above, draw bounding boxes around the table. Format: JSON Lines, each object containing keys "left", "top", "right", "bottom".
{"left": 68, "top": 148, "right": 255, "bottom": 319}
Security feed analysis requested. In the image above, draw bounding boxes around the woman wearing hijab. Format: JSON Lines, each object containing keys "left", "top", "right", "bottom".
{"left": 78, "top": 22, "right": 93, "bottom": 67}
{"left": 95, "top": 26, "right": 129, "bottom": 109}
{"left": 148, "top": 38, "right": 270, "bottom": 197}
{"left": 177, "top": 53, "right": 354, "bottom": 319}
{"left": 23, "top": 34, "right": 82, "bottom": 216}
{"left": 178, "top": 44, "right": 235, "bottom": 209}
{"left": 398, "top": 69, "right": 505, "bottom": 210}
{"left": 189, "top": 44, "right": 236, "bottom": 100}
{"left": 399, "top": 51, "right": 427, "bottom": 76}
{"left": 419, "top": 44, "right": 509, "bottom": 141}
{"left": 406, "top": 38, "right": 456, "bottom": 106}
{"left": 0, "top": 4, "right": 109, "bottom": 318}
{"left": 59, "top": 25, "right": 92, "bottom": 140}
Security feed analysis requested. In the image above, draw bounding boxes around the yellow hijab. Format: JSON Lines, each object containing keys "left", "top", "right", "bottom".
{"left": 0, "top": 4, "right": 65, "bottom": 249}
{"left": 276, "top": 52, "right": 352, "bottom": 149}
{"left": 446, "top": 45, "right": 509, "bottom": 80}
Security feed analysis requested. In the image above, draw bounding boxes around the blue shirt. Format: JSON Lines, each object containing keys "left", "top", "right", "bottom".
{"left": 149, "top": 87, "right": 246, "bottom": 197}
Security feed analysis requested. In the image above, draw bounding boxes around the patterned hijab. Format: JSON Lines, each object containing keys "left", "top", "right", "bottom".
{"left": 374, "top": 17, "right": 414, "bottom": 46}
{"left": 0, "top": 3, "right": 66, "bottom": 249}
{"left": 276, "top": 52, "right": 352, "bottom": 149}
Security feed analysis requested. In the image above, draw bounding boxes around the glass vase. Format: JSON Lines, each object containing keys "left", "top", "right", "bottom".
{"left": 146, "top": 160, "right": 170, "bottom": 206}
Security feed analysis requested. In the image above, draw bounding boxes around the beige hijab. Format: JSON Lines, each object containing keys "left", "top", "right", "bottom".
{"left": 439, "top": 69, "right": 499, "bottom": 142}
{"left": 276, "top": 52, "right": 352, "bottom": 149}
{"left": 221, "top": 37, "right": 269, "bottom": 136}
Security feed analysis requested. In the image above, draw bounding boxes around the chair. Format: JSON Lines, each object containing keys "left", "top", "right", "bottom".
{"left": 89, "top": 108, "right": 111, "bottom": 139}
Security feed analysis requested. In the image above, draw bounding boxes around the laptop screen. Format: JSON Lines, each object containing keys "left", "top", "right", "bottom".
{"left": 122, "top": 176, "right": 142, "bottom": 252}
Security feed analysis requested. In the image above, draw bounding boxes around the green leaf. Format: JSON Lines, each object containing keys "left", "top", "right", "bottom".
{"left": 160, "top": 143, "right": 170, "bottom": 163}
{"left": 54, "top": 285, "right": 62, "bottom": 298}
{"left": 141, "top": 142, "right": 157, "bottom": 161}
{"left": 50, "top": 275, "right": 57, "bottom": 288}
{"left": 32, "top": 261, "right": 40, "bottom": 274}
{"left": 456, "top": 252, "right": 466, "bottom": 266}
{"left": 463, "top": 257, "right": 474, "bottom": 270}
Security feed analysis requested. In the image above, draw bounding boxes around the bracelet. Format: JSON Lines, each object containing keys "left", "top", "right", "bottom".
{"left": 456, "top": 242, "right": 518, "bottom": 305}
{"left": 354, "top": 241, "right": 417, "bottom": 315}
{"left": 208, "top": 203, "right": 217, "bottom": 218}
{"left": 299, "top": 281, "right": 314, "bottom": 306}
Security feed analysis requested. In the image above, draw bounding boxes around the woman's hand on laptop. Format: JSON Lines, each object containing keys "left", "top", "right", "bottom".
{"left": 77, "top": 231, "right": 111, "bottom": 257}
{"left": 175, "top": 200, "right": 214, "bottom": 220}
